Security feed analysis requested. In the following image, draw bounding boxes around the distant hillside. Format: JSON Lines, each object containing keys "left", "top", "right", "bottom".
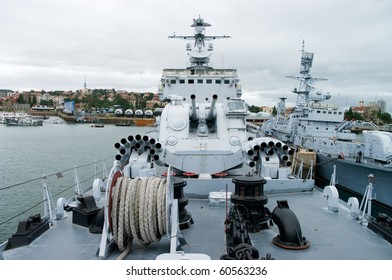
{"left": 0, "top": 89, "right": 14, "bottom": 93}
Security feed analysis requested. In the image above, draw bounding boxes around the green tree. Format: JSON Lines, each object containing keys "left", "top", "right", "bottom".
{"left": 248, "top": 105, "right": 260, "bottom": 113}
{"left": 16, "top": 94, "right": 25, "bottom": 104}
{"left": 112, "top": 94, "right": 131, "bottom": 109}
{"left": 379, "top": 112, "right": 392, "bottom": 124}
{"left": 272, "top": 106, "right": 277, "bottom": 116}
{"left": 344, "top": 107, "right": 363, "bottom": 121}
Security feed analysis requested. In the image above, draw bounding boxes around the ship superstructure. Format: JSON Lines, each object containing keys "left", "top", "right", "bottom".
{"left": 260, "top": 42, "right": 392, "bottom": 207}
{"left": 153, "top": 16, "right": 293, "bottom": 179}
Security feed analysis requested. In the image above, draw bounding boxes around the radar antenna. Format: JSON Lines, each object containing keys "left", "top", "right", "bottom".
{"left": 169, "top": 16, "right": 230, "bottom": 68}
{"left": 286, "top": 40, "right": 327, "bottom": 106}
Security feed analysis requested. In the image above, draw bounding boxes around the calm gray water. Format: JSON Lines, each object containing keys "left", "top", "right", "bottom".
{"left": 0, "top": 117, "right": 154, "bottom": 243}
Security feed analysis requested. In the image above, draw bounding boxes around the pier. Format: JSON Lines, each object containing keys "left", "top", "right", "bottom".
{"left": 28, "top": 110, "right": 156, "bottom": 126}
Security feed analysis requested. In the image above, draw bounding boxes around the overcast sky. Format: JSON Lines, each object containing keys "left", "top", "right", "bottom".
{"left": 1, "top": 0, "right": 391, "bottom": 112}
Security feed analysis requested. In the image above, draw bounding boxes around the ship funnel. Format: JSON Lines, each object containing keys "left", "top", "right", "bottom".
{"left": 190, "top": 94, "right": 198, "bottom": 120}
{"left": 206, "top": 94, "right": 218, "bottom": 121}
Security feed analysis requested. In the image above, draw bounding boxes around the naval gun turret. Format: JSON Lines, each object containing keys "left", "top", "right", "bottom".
{"left": 189, "top": 94, "right": 217, "bottom": 136}
{"left": 110, "top": 16, "right": 298, "bottom": 186}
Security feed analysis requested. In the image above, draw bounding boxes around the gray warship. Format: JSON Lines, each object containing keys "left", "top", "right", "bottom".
{"left": 1, "top": 17, "right": 391, "bottom": 261}
{"left": 260, "top": 42, "right": 392, "bottom": 209}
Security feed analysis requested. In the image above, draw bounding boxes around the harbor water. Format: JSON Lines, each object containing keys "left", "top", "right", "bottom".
{"left": 1, "top": 117, "right": 391, "bottom": 245}
{"left": 0, "top": 117, "right": 154, "bottom": 243}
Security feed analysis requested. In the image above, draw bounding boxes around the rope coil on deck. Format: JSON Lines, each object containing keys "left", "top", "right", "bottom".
{"left": 110, "top": 176, "right": 168, "bottom": 258}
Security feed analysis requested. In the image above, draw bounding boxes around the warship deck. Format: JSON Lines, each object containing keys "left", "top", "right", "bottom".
{"left": 2, "top": 187, "right": 391, "bottom": 260}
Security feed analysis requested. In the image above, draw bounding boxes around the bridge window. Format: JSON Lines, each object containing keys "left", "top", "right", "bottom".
{"left": 224, "top": 79, "right": 230, "bottom": 84}
{"left": 206, "top": 79, "right": 212, "bottom": 84}
{"left": 179, "top": 79, "right": 185, "bottom": 84}
{"left": 170, "top": 80, "right": 176, "bottom": 84}
{"left": 197, "top": 79, "right": 203, "bottom": 84}
{"left": 215, "top": 80, "right": 221, "bottom": 84}
{"left": 188, "top": 79, "right": 194, "bottom": 84}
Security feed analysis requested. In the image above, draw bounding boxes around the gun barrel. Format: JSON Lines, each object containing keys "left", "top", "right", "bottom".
{"left": 206, "top": 94, "right": 218, "bottom": 121}
{"left": 190, "top": 94, "right": 198, "bottom": 120}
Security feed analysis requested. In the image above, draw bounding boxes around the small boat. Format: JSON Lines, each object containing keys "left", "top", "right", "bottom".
{"left": 5, "top": 116, "right": 43, "bottom": 126}
{"left": 90, "top": 123, "right": 104, "bottom": 128}
{"left": 53, "top": 118, "right": 63, "bottom": 124}
{"left": 115, "top": 121, "right": 132, "bottom": 126}
{"left": 134, "top": 118, "right": 155, "bottom": 126}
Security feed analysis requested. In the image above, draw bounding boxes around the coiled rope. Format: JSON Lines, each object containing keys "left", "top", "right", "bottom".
{"left": 110, "top": 176, "right": 167, "bottom": 259}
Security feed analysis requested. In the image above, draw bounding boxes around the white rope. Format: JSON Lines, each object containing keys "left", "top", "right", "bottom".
{"left": 111, "top": 177, "right": 123, "bottom": 245}
{"left": 109, "top": 176, "right": 168, "bottom": 259}
{"left": 157, "top": 178, "right": 167, "bottom": 236}
{"left": 117, "top": 176, "right": 129, "bottom": 251}
{"left": 129, "top": 177, "right": 140, "bottom": 244}
{"left": 138, "top": 177, "right": 149, "bottom": 244}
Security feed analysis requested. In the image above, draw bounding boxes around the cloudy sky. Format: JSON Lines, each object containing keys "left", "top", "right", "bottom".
{"left": 1, "top": 0, "right": 391, "bottom": 112}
